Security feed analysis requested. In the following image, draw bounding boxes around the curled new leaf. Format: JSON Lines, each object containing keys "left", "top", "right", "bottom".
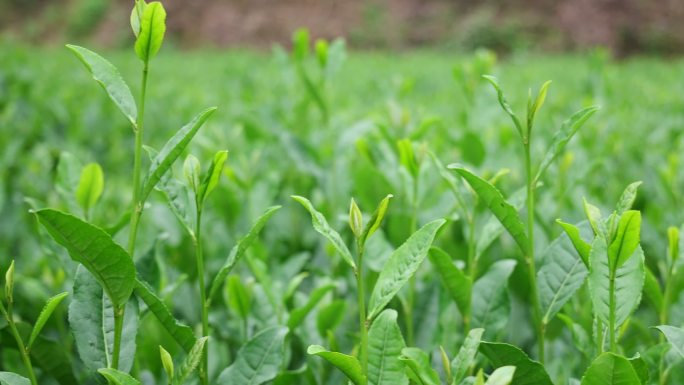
{"left": 76, "top": 163, "right": 104, "bottom": 217}
{"left": 360, "top": 194, "right": 393, "bottom": 246}
{"left": 608, "top": 210, "right": 641, "bottom": 269}
{"left": 27, "top": 292, "right": 69, "bottom": 349}
{"left": 134, "top": 1, "right": 166, "bottom": 63}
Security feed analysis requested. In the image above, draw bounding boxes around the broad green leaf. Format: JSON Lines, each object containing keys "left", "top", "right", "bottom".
{"left": 27, "top": 291, "right": 69, "bottom": 349}
{"left": 35, "top": 209, "right": 135, "bottom": 307}
{"left": 360, "top": 194, "right": 393, "bottom": 246}
{"left": 98, "top": 368, "right": 141, "bottom": 385}
{"left": 0, "top": 373, "right": 30, "bottom": 385}
{"left": 209, "top": 206, "right": 282, "bottom": 301}
{"left": 307, "top": 345, "right": 366, "bottom": 385}
{"left": 217, "top": 327, "right": 288, "bottom": 385}
{"left": 69, "top": 266, "right": 138, "bottom": 372}
{"left": 141, "top": 107, "right": 217, "bottom": 202}
{"left": 367, "top": 219, "right": 446, "bottom": 320}
{"left": 316, "top": 300, "right": 346, "bottom": 338}
{"left": 134, "top": 278, "right": 196, "bottom": 352}
{"left": 608, "top": 211, "right": 641, "bottom": 269}
{"left": 580, "top": 353, "right": 641, "bottom": 385}
{"left": 428, "top": 247, "right": 471, "bottom": 318}
{"left": 451, "top": 328, "right": 485, "bottom": 384}
{"left": 475, "top": 187, "right": 526, "bottom": 259}
{"left": 616, "top": 182, "right": 642, "bottom": 215}
{"left": 557, "top": 220, "right": 591, "bottom": 266}
{"left": 588, "top": 238, "right": 645, "bottom": 327}
{"left": 226, "top": 275, "right": 253, "bottom": 320}
{"left": 134, "top": 1, "right": 166, "bottom": 62}
{"left": 538, "top": 232, "right": 588, "bottom": 324}
{"left": 655, "top": 325, "right": 684, "bottom": 358}
{"left": 399, "top": 347, "right": 440, "bottom": 385}
{"left": 451, "top": 167, "right": 529, "bottom": 255}
{"left": 292, "top": 196, "right": 355, "bottom": 269}
{"left": 471, "top": 260, "right": 516, "bottom": 335}
{"left": 479, "top": 342, "right": 553, "bottom": 385}
{"left": 535, "top": 106, "right": 599, "bottom": 182}
{"left": 173, "top": 337, "right": 208, "bottom": 385}
{"left": 130, "top": 0, "right": 146, "bottom": 37}
{"left": 198, "top": 150, "right": 228, "bottom": 204}
{"left": 482, "top": 75, "right": 524, "bottom": 138}
{"left": 66, "top": 45, "right": 137, "bottom": 126}
{"left": 287, "top": 282, "right": 335, "bottom": 329}
{"left": 75, "top": 163, "right": 104, "bottom": 216}
{"left": 486, "top": 366, "right": 516, "bottom": 385}
{"left": 643, "top": 266, "right": 663, "bottom": 311}
{"left": 368, "top": 309, "right": 408, "bottom": 385}
{"left": 627, "top": 354, "right": 649, "bottom": 384}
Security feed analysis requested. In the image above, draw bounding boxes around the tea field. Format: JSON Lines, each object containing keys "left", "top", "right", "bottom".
{"left": 0, "top": 4, "right": 684, "bottom": 385}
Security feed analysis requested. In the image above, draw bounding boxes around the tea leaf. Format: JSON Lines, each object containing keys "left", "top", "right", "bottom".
{"left": 197, "top": 150, "right": 228, "bottom": 204}
{"left": 27, "top": 291, "right": 69, "bottom": 349}
{"left": 399, "top": 347, "right": 440, "bottom": 385}
{"left": 134, "top": 1, "right": 166, "bottom": 63}
{"left": 66, "top": 45, "right": 137, "bottom": 126}
{"left": 226, "top": 275, "right": 253, "bottom": 321}
{"left": 482, "top": 75, "right": 524, "bottom": 138}
{"left": 428, "top": 247, "right": 471, "bottom": 317}
{"left": 654, "top": 325, "right": 684, "bottom": 358}
{"left": 129, "top": 0, "right": 146, "bottom": 37}
{"left": 316, "top": 300, "right": 346, "bottom": 338}
{"left": 287, "top": 282, "right": 335, "bottom": 330}
{"left": 98, "top": 368, "right": 141, "bottom": 385}
{"left": 217, "top": 326, "right": 288, "bottom": 385}
{"left": 368, "top": 309, "right": 408, "bottom": 385}
{"left": 367, "top": 219, "right": 446, "bottom": 320}
{"left": 349, "top": 198, "right": 363, "bottom": 239}
{"left": 360, "top": 194, "right": 393, "bottom": 246}
{"left": 616, "top": 182, "right": 642, "bottom": 215}
{"left": 451, "top": 167, "right": 529, "bottom": 255}
{"left": 0, "top": 372, "right": 31, "bottom": 385}
{"left": 643, "top": 266, "right": 663, "bottom": 311}
{"left": 141, "top": 107, "right": 217, "bottom": 202}
{"left": 471, "top": 260, "right": 516, "bottom": 335}
{"left": 292, "top": 196, "right": 356, "bottom": 270}
{"left": 486, "top": 366, "right": 516, "bottom": 385}
{"left": 307, "top": 345, "right": 366, "bottom": 385}
{"left": 579, "top": 353, "right": 641, "bottom": 385}
{"left": 134, "top": 278, "right": 196, "bottom": 352}
{"left": 479, "top": 342, "right": 553, "bottom": 385}
{"left": 535, "top": 106, "right": 599, "bottom": 182}
{"left": 556, "top": 220, "right": 591, "bottom": 266}
{"left": 538, "top": 232, "right": 588, "bottom": 324}
{"left": 159, "top": 346, "right": 174, "bottom": 383}
{"left": 173, "top": 337, "right": 208, "bottom": 385}
{"left": 527, "top": 80, "right": 551, "bottom": 134}
{"left": 608, "top": 210, "right": 641, "bottom": 269}
{"left": 29, "top": 336, "right": 79, "bottom": 385}
{"left": 76, "top": 163, "right": 104, "bottom": 217}
{"left": 35, "top": 209, "right": 135, "bottom": 307}
{"left": 451, "top": 328, "right": 485, "bottom": 384}
{"left": 209, "top": 206, "right": 282, "bottom": 301}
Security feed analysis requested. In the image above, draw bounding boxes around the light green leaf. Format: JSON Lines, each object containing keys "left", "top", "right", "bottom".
{"left": 287, "top": 282, "right": 335, "bottom": 329}
{"left": 69, "top": 266, "right": 138, "bottom": 372}
{"left": 198, "top": 150, "right": 228, "bottom": 204}
{"left": 538, "top": 232, "right": 588, "bottom": 324}
{"left": 471, "top": 260, "right": 516, "bottom": 335}
{"left": 129, "top": 0, "right": 146, "bottom": 37}
{"left": 580, "top": 352, "right": 641, "bottom": 385}
{"left": 655, "top": 325, "right": 684, "bottom": 358}
{"left": 527, "top": 80, "right": 551, "bottom": 133}
{"left": 360, "top": 194, "right": 393, "bottom": 246}
{"left": 75, "top": 163, "right": 104, "bottom": 217}
{"left": 482, "top": 75, "right": 524, "bottom": 138}
{"left": 35, "top": 209, "right": 135, "bottom": 307}
{"left": 475, "top": 187, "right": 526, "bottom": 259}
{"left": 98, "top": 368, "right": 141, "bottom": 385}
{"left": 535, "top": 106, "right": 599, "bottom": 182}
{"left": 486, "top": 366, "right": 516, "bottom": 385}
{"left": 451, "top": 167, "right": 529, "bottom": 255}
{"left": 608, "top": 211, "right": 641, "bottom": 269}
{"left": 643, "top": 266, "right": 663, "bottom": 311}
{"left": 479, "top": 342, "right": 553, "bottom": 385}
{"left": 28, "top": 335, "right": 79, "bottom": 384}
{"left": 0, "top": 372, "right": 31, "bottom": 385}
{"left": 583, "top": 199, "right": 605, "bottom": 238}
{"left": 66, "top": 45, "right": 137, "bottom": 126}
{"left": 307, "top": 345, "right": 366, "bottom": 385}
{"left": 627, "top": 354, "right": 649, "bottom": 385}
{"left": 292, "top": 195, "right": 356, "bottom": 269}
{"left": 134, "top": 278, "right": 196, "bottom": 352}
{"left": 134, "top": 1, "right": 166, "bottom": 62}
{"left": 451, "top": 328, "right": 485, "bottom": 384}
{"left": 226, "top": 275, "right": 253, "bottom": 321}
{"left": 368, "top": 219, "right": 446, "bottom": 320}
{"left": 556, "top": 220, "right": 591, "bottom": 266}
{"left": 588, "top": 238, "right": 645, "bottom": 328}
{"left": 428, "top": 247, "right": 471, "bottom": 318}
{"left": 159, "top": 346, "right": 174, "bottom": 383}
{"left": 616, "top": 182, "right": 642, "bottom": 215}
{"left": 209, "top": 206, "right": 282, "bottom": 302}
{"left": 27, "top": 291, "right": 69, "bottom": 349}
{"left": 399, "top": 347, "right": 440, "bottom": 385}
{"left": 173, "top": 336, "right": 208, "bottom": 385}
{"left": 349, "top": 198, "right": 364, "bottom": 239}
{"left": 183, "top": 154, "right": 201, "bottom": 195}
{"left": 368, "top": 309, "right": 408, "bottom": 385}
{"left": 217, "top": 327, "right": 288, "bottom": 385}
{"left": 398, "top": 139, "right": 419, "bottom": 178}
{"left": 141, "top": 107, "right": 217, "bottom": 202}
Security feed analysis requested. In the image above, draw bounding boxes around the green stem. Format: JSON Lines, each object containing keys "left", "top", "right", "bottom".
{"left": 356, "top": 241, "right": 368, "bottom": 384}
{"left": 405, "top": 174, "right": 419, "bottom": 347}
{"left": 0, "top": 302, "right": 38, "bottom": 385}
{"left": 465, "top": 215, "right": 476, "bottom": 332}
{"left": 112, "top": 305, "right": 125, "bottom": 370}
{"left": 195, "top": 208, "right": 209, "bottom": 385}
{"left": 524, "top": 142, "right": 544, "bottom": 363}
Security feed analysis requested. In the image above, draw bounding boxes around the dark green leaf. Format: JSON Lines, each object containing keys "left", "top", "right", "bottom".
{"left": 368, "top": 309, "right": 408, "bottom": 385}
{"left": 399, "top": 347, "right": 440, "bottom": 385}
{"left": 479, "top": 342, "right": 553, "bottom": 385}
{"left": 217, "top": 327, "right": 288, "bottom": 385}
{"left": 471, "top": 260, "right": 516, "bottom": 335}
{"left": 428, "top": 247, "right": 471, "bottom": 318}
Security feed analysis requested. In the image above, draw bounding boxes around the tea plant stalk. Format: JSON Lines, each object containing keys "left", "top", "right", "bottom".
{"left": 355, "top": 239, "right": 369, "bottom": 379}
{"left": 0, "top": 301, "right": 38, "bottom": 385}
{"left": 194, "top": 208, "right": 210, "bottom": 385}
